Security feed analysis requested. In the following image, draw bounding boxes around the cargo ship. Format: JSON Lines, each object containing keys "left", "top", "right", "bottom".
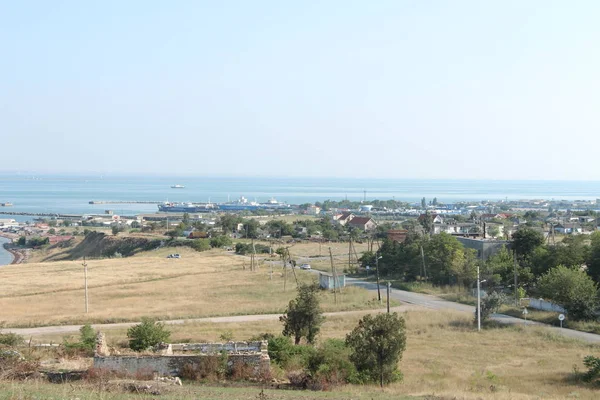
{"left": 158, "top": 202, "right": 216, "bottom": 213}
{"left": 157, "top": 197, "right": 290, "bottom": 213}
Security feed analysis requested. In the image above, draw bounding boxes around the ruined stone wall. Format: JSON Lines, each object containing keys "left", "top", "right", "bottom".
{"left": 93, "top": 341, "right": 270, "bottom": 377}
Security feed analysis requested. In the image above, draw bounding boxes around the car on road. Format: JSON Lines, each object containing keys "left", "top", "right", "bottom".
{"left": 300, "top": 264, "right": 311, "bottom": 270}
{"left": 167, "top": 253, "right": 181, "bottom": 259}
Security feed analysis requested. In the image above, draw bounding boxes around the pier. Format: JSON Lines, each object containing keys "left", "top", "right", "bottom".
{"left": 88, "top": 201, "right": 163, "bottom": 205}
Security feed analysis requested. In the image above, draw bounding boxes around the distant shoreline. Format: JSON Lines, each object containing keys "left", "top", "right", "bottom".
{"left": 0, "top": 234, "right": 27, "bottom": 265}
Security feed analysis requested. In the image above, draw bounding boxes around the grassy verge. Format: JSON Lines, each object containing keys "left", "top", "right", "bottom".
{"left": 500, "top": 306, "right": 600, "bottom": 334}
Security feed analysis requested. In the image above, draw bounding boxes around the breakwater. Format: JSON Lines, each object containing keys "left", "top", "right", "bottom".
{"left": 89, "top": 201, "right": 163, "bottom": 204}
{"left": 0, "top": 211, "right": 83, "bottom": 218}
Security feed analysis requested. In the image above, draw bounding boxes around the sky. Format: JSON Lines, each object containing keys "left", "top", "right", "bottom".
{"left": 1, "top": 0, "right": 599, "bottom": 180}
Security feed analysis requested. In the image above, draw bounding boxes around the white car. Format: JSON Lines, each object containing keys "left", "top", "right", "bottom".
{"left": 300, "top": 264, "right": 311, "bottom": 270}
{"left": 167, "top": 254, "right": 181, "bottom": 259}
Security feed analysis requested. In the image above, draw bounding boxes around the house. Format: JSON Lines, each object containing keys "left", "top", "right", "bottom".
{"left": 333, "top": 212, "right": 355, "bottom": 226}
{"left": 418, "top": 213, "right": 444, "bottom": 224}
{"left": 0, "top": 219, "right": 19, "bottom": 229}
{"left": 578, "top": 216, "right": 596, "bottom": 224}
{"left": 347, "top": 217, "right": 377, "bottom": 231}
{"left": 480, "top": 213, "right": 508, "bottom": 222}
{"left": 387, "top": 229, "right": 408, "bottom": 243}
{"left": 554, "top": 223, "right": 583, "bottom": 235}
{"left": 305, "top": 205, "right": 321, "bottom": 215}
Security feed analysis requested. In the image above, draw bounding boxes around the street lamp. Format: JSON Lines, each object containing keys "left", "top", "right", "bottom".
{"left": 476, "top": 265, "right": 487, "bottom": 332}
{"left": 375, "top": 254, "right": 382, "bottom": 302}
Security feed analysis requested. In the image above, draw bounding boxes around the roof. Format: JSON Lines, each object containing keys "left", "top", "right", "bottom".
{"left": 387, "top": 229, "right": 408, "bottom": 243}
{"left": 418, "top": 213, "right": 439, "bottom": 222}
{"left": 338, "top": 212, "right": 354, "bottom": 221}
{"left": 348, "top": 217, "right": 374, "bottom": 226}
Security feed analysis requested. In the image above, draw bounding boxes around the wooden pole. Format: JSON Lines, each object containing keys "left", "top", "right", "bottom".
{"left": 329, "top": 247, "right": 337, "bottom": 304}
{"left": 82, "top": 257, "right": 88, "bottom": 313}
{"left": 513, "top": 249, "right": 518, "bottom": 306}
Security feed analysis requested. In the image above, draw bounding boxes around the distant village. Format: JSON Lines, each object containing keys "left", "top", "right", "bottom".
{"left": 2, "top": 197, "right": 600, "bottom": 260}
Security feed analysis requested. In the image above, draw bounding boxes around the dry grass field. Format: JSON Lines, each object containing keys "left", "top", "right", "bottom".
{"left": 36, "top": 309, "right": 600, "bottom": 399}
{"left": 0, "top": 247, "right": 382, "bottom": 327}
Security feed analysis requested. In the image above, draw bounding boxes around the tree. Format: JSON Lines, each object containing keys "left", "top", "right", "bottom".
{"left": 16, "top": 236, "right": 26, "bottom": 246}
{"left": 182, "top": 212, "right": 190, "bottom": 227}
{"left": 424, "top": 233, "right": 466, "bottom": 285}
{"left": 209, "top": 235, "right": 232, "bottom": 248}
{"left": 537, "top": 265, "right": 599, "bottom": 321}
{"left": 127, "top": 317, "right": 171, "bottom": 351}
{"left": 421, "top": 197, "right": 426, "bottom": 209}
{"left": 432, "top": 197, "right": 438, "bottom": 206}
{"left": 280, "top": 283, "right": 324, "bottom": 345}
{"left": 512, "top": 227, "right": 544, "bottom": 259}
{"left": 475, "top": 291, "right": 506, "bottom": 324}
{"left": 243, "top": 219, "right": 261, "bottom": 239}
{"left": 586, "top": 231, "right": 600, "bottom": 284}
{"left": 111, "top": 225, "right": 120, "bottom": 236}
{"left": 345, "top": 312, "right": 407, "bottom": 387}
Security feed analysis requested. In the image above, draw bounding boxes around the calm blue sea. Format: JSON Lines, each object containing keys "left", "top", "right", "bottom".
{"left": 1, "top": 174, "right": 600, "bottom": 216}
{"left": 0, "top": 237, "right": 14, "bottom": 266}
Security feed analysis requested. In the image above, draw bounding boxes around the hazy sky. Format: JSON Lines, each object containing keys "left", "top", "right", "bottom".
{"left": 1, "top": 1, "right": 599, "bottom": 180}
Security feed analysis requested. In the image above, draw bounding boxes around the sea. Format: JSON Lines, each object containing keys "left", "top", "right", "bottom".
{"left": 0, "top": 236, "right": 14, "bottom": 265}
{"left": 1, "top": 174, "right": 600, "bottom": 218}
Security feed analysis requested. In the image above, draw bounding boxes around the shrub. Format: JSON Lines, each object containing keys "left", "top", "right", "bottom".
{"left": 306, "top": 339, "right": 357, "bottom": 388}
{"left": 583, "top": 355, "right": 600, "bottom": 383}
{"left": 210, "top": 235, "right": 232, "bottom": 248}
{"left": 475, "top": 291, "right": 506, "bottom": 324}
{"left": 63, "top": 324, "right": 97, "bottom": 356}
{"left": 191, "top": 239, "right": 211, "bottom": 252}
{"left": 127, "top": 317, "right": 171, "bottom": 351}
{"left": 267, "top": 336, "right": 314, "bottom": 369}
{"left": 346, "top": 312, "right": 406, "bottom": 387}
{"left": 0, "top": 333, "right": 24, "bottom": 347}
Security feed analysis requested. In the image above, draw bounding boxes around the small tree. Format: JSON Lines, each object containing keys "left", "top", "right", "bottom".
{"left": 127, "top": 317, "right": 171, "bottom": 351}
{"left": 280, "top": 283, "right": 324, "bottom": 345}
{"left": 79, "top": 324, "right": 96, "bottom": 352}
{"left": 346, "top": 313, "right": 406, "bottom": 387}
{"left": 537, "top": 265, "right": 599, "bottom": 321}
{"left": 111, "top": 225, "right": 120, "bottom": 236}
{"left": 475, "top": 291, "right": 506, "bottom": 324}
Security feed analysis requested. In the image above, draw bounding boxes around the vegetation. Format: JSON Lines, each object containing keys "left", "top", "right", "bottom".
{"left": 583, "top": 355, "right": 600, "bottom": 384}
{"left": 63, "top": 324, "right": 96, "bottom": 355}
{"left": 476, "top": 291, "right": 506, "bottom": 324}
{"left": 127, "top": 317, "right": 171, "bottom": 351}
{"left": 280, "top": 283, "right": 324, "bottom": 345}
{"left": 537, "top": 265, "right": 599, "bottom": 321}
{"left": 345, "top": 312, "right": 407, "bottom": 387}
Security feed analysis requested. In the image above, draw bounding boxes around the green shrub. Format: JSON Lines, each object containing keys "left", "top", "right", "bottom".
{"left": 210, "top": 235, "right": 233, "bottom": 248}
{"left": 0, "top": 333, "right": 24, "bottom": 347}
{"left": 267, "top": 336, "right": 314, "bottom": 369}
{"left": 475, "top": 291, "right": 506, "bottom": 324}
{"left": 306, "top": 339, "right": 357, "bottom": 387}
{"left": 583, "top": 355, "right": 600, "bottom": 383}
{"left": 127, "top": 317, "right": 171, "bottom": 351}
{"left": 191, "top": 239, "right": 211, "bottom": 252}
{"left": 63, "top": 324, "right": 96, "bottom": 356}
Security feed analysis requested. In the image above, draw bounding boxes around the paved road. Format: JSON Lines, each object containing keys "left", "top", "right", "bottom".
{"left": 346, "top": 276, "right": 600, "bottom": 344}
{"left": 1, "top": 305, "right": 418, "bottom": 338}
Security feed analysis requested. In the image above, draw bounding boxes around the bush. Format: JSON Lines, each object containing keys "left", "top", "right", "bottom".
{"left": 16, "top": 236, "right": 26, "bottom": 246}
{"left": 191, "top": 239, "right": 211, "bottom": 252}
{"left": 127, "top": 317, "right": 171, "bottom": 351}
{"left": 210, "top": 235, "right": 233, "bottom": 248}
{"left": 306, "top": 339, "right": 357, "bottom": 388}
{"left": 583, "top": 355, "right": 600, "bottom": 383}
{"left": 0, "top": 333, "right": 24, "bottom": 347}
{"left": 63, "top": 324, "right": 97, "bottom": 356}
{"left": 267, "top": 336, "right": 314, "bottom": 369}
{"left": 346, "top": 312, "right": 406, "bottom": 387}
{"left": 475, "top": 291, "right": 506, "bottom": 324}
{"left": 538, "top": 265, "right": 599, "bottom": 321}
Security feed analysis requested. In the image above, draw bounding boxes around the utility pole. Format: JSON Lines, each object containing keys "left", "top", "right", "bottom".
{"left": 375, "top": 252, "right": 382, "bottom": 302}
{"left": 477, "top": 265, "right": 481, "bottom": 332}
{"left": 82, "top": 257, "right": 89, "bottom": 313}
{"left": 420, "top": 245, "right": 427, "bottom": 281}
{"left": 329, "top": 248, "right": 337, "bottom": 304}
{"left": 513, "top": 249, "right": 518, "bottom": 306}
{"left": 386, "top": 282, "right": 391, "bottom": 313}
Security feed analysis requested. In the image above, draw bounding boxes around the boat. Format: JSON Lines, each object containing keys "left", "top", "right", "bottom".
{"left": 171, "top": 184, "right": 185, "bottom": 189}
{"left": 217, "top": 196, "right": 290, "bottom": 211}
{"left": 0, "top": 202, "right": 13, "bottom": 207}
{"left": 158, "top": 202, "right": 216, "bottom": 213}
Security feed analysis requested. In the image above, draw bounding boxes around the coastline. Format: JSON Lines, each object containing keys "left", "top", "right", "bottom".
{"left": 0, "top": 233, "right": 28, "bottom": 265}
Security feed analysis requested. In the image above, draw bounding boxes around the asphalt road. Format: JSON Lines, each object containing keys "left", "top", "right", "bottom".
{"left": 346, "top": 276, "right": 600, "bottom": 344}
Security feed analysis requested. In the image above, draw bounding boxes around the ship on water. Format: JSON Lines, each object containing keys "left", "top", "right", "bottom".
{"left": 157, "top": 196, "right": 290, "bottom": 213}
{"left": 170, "top": 184, "right": 185, "bottom": 189}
